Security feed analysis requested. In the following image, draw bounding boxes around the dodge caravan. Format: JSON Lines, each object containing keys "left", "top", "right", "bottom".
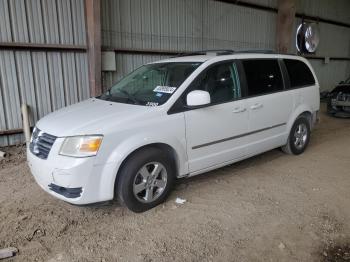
{"left": 27, "top": 51, "right": 320, "bottom": 212}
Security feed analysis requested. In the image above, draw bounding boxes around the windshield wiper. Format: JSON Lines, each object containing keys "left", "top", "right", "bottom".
{"left": 102, "top": 89, "right": 141, "bottom": 104}
{"left": 118, "top": 89, "right": 141, "bottom": 105}
{"left": 100, "top": 89, "right": 112, "bottom": 101}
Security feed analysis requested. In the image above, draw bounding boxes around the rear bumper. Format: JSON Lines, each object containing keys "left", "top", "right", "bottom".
{"left": 311, "top": 110, "right": 320, "bottom": 130}
{"left": 27, "top": 144, "right": 116, "bottom": 205}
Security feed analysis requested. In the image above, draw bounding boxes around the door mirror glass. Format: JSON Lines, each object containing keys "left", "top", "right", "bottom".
{"left": 186, "top": 90, "right": 211, "bottom": 107}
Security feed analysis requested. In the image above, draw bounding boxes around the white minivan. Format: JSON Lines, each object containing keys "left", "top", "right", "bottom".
{"left": 27, "top": 51, "right": 320, "bottom": 212}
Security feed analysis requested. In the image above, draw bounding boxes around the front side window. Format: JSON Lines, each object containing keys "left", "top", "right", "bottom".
{"left": 99, "top": 62, "right": 201, "bottom": 106}
{"left": 186, "top": 61, "right": 241, "bottom": 104}
{"left": 242, "top": 59, "right": 283, "bottom": 96}
{"left": 284, "top": 59, "right": 315, "bottom": 88}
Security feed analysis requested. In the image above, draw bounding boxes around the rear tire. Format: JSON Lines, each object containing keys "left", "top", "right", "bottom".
{"left": 282, "top": 116, "right": 311, "bottom": 155}
{"left": 116, "top": 147, "right": 175, "bottom": 213}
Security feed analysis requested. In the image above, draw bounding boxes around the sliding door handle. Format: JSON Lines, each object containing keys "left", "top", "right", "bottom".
{"left": 233, "top": 107, "right": 247, "bottom": 113}
{"left": 250, "top": 103, "right": 263, "bottom": 110}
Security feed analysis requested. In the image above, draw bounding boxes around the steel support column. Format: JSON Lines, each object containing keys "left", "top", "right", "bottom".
{"left": 85, "top": 0, "right": 102, "bottom": 97}
{"left": 276, "top": 0, "right": 296, "bottom": 54}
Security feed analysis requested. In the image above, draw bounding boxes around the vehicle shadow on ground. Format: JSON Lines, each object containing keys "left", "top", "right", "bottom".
{"left": 67, "top": 148, "right": 285, "bottom": 215}
{"left": 73, "top": 147, "right": 295, "bottom": 212}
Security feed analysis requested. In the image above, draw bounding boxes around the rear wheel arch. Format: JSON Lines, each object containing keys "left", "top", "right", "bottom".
{"left": 282, "top": 111, "right": 312, "bottom": 155}
{"left": 299, "top": 111, "right": 312, "bottom": 126}
{"left": 287, "top": 108, "right": 312, "bottom": 132}
{"left": 284, "top": 109, "right": 312, "bottom": 144}
{"left": 291, "top": 110, "right": 312, "bottom": 132}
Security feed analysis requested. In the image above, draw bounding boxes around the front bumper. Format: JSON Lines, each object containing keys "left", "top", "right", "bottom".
{"left": 27, "top": 140, "right": 116, "bottom": 205}
{"left": 331, "top": 99, "right": 350, "bottom": 107}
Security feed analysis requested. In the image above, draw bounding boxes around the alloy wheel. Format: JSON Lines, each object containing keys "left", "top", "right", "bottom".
{"left": 293, "top": 123, "right": 308, "bottom": 149}
{"left": 133, "top": 162, "right": 168, "bottom": 203}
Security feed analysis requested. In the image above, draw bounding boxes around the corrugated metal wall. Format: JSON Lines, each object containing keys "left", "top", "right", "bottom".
{"left": 0, "top": 0, "right": 89, "bottom": 146}
{"left": 1, "top": 0, "right": 349, "bottom": 146}
{"left": 101, "top": 0, "right": 277, "bottom": 87}
{"left": 101, "top": 0, "right": 350, "bottom": 92}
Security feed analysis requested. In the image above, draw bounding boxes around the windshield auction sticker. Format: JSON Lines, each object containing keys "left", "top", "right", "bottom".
{"left": 153, "top": 86, "right": 176, "bottom": 94}
{"left": 146, "top": 102, "right": 159, "bottom": 107}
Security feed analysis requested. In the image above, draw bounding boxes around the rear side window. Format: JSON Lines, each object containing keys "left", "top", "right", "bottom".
{"left": 284, "top": 59, "right": 315, "bottom": 88}
{"left": 242, "top": 59, "right": 283, "bottom": 96}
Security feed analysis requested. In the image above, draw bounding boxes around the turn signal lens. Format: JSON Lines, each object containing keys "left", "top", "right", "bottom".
{"left": 79, "top": 137, "right": 103, "bottom": 152}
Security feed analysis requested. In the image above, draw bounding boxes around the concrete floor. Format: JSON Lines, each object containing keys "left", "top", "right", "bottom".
{"left": 0, "top": 103, "right": 349, "bottom": 262}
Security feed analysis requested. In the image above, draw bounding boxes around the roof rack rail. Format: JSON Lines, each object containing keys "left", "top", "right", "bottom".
{"left": 235, "top": 49, "right": 277, "bottom": 54}
{"left": 174, "top": 49, "right": 299, "bottom": 58}
{"left": 176, "top": 49, "right": 235, "bottom": 57}
{"left": 236, "top": 50, "right": 300, "bottom": 56}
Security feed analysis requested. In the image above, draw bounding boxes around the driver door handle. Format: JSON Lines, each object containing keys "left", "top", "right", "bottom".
{"left": 233, "top": 107, "right": 247, "bottom": 113}
{"left": 250, "top": 103, "right": 263, "bottom": 110}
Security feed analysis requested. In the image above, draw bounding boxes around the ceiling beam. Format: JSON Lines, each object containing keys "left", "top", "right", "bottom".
{"left": 214, "top": 0, "right": 350, "bottom": 28}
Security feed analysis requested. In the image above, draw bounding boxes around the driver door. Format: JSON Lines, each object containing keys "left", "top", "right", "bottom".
{"left": 183, "top": 61, "right": 249, "bottom": 173}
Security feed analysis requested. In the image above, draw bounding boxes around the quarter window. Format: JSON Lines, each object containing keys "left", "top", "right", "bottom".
{"left": 242, "top": 59, "right": 283, "bottom": 96}
{"left": 187, "top": 62, "right": 241, "bottom": 104}
{"left": 284, "top": 59, "right": 315, "bottom": 88}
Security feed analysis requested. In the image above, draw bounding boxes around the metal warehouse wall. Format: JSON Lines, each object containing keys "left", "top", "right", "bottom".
{"left": 101, "top": 0, "right": 350, "bottom": 92}
{"left": 1, "top": 0, "right": 349, "bottom": 147}
{"left": 0, "top": 0, "right": 89, "bottom": 146}
{"left": 101, "top": 0, "right": 276, "bottom": 86}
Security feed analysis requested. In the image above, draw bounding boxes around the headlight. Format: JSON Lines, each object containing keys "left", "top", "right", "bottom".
{"left": 30, "top": 126, "right": 37, "bottom": 143}
{"left": 59, "top": 135, "right": 103, "bottom": 157}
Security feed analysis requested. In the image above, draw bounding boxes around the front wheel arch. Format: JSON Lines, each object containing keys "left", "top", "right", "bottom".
{"left": 115, "top": 145, "right": 177, "bottom": 212}
{"left": 114, "top": 143, "right": 179, "bottom": 195}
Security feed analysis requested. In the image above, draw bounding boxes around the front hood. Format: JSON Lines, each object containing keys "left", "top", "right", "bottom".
{"left": 37, "top": 98, "right": 158, "bottom": 136}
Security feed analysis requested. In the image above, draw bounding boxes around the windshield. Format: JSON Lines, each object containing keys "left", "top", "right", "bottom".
{"left": 98, "top": 62, "right": 201, "bottom": 106}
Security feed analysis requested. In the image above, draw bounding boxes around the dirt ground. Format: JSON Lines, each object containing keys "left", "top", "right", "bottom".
{"left": 1, "top": 104, "right": 350, "bottom": 262}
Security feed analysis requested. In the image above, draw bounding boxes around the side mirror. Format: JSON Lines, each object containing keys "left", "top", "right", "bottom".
{"left": 186, "top": 90, "right": 211, "bottom": 107}
{"left": 339, "top": 81, "right": 345, "bottom": 85}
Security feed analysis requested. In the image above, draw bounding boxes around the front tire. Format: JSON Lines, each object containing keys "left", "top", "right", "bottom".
{"left": 116, "top": 147, "right": 175, "bottom": 213}
{"left": 282, "top": 116, "right": 311, "bottom": 155}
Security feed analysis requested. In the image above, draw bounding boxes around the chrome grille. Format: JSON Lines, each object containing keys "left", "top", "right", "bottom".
{"left": 29, "top": 128, "right": 57, "bottom": 160}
